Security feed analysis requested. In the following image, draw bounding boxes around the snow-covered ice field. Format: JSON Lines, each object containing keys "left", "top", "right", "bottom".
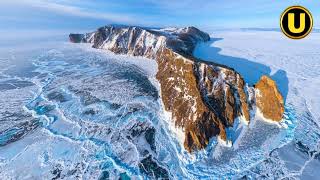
{"left": 0, "top": 30, "right": 319, "bottom": 179}
{"left": 195, "top": 30, "right": 320, "bottom": 179}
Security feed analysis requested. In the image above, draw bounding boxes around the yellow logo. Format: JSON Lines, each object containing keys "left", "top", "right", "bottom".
{"left": 280, "top": 6, "right": 313, "bottom": 39}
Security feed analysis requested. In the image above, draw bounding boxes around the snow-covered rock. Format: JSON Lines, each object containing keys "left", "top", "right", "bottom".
{"left": 69, "top": 25, "right": 284, "bottom": 152}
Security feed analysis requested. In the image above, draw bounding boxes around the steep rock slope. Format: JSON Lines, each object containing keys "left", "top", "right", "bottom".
{"left": 70, "top": 25, "right": 283, "bottom": 152}
{"left": 255, "top": 75, "right": 284, "bottom": 121}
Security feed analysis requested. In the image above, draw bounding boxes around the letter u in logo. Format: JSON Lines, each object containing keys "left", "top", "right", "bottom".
{"left": 288, "top": 13, "right": 305, "bottom": 33}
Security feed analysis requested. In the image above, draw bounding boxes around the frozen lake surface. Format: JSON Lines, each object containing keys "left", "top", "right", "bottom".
{"left": 195, "top": 30, "right": 320, "bottom": 179}
{"left": 0, "top": 30, "right": 319, "bottom": 179}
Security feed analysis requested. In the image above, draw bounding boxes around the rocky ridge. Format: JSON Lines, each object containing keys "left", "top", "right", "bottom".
{"left": 69, "top": 25, "right": 284, "bottom": 152}
{"left": 255, "top": 75, "right": 285, "bottom": 121}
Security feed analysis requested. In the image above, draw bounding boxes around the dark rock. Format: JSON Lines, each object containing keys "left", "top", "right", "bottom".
{"left": 69, "top": 34, "right": 86, "bottom": 43}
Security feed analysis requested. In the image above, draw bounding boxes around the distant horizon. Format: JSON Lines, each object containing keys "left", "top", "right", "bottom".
{"left": 1, "top": 1, "right": 319, "bottom": 31}
{"left": 2, "top": 25, "right": 320, "bottom": 35}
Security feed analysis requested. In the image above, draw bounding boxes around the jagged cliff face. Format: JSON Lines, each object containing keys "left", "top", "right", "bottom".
{"left": 69, "top": 25, "right": 283, "bottom": 152}
{"left": 156, "top": 48, "right": 223, "bottom": 151}
{"left": 86, "top": 27, "right": 165, "bottom": 59}
{"left": 255, "top": 76, "right": 285, "bottom": 121}
{"left": 71, "top": 26, "right": 210, "bottom": 59}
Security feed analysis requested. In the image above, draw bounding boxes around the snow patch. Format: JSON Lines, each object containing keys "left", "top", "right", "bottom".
{"left": 217, "top": 136, "right": 232, "bottom": 148}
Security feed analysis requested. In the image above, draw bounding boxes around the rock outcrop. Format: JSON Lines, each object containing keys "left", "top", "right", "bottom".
{"left": 255, "top": 75, "right": 285, "bottom": 121}
{"left": 69, "top": 34, "right": 86, "bottom": 43}
{"left": 69, "top": 25, "right": 284, "bottom": 152}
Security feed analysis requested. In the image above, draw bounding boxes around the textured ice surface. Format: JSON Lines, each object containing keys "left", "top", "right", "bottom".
{"left": 0, "top": 41, "right": 167, "bottom": 179}
{"left": 195, "top": 30, "right": 320, "bottom": 179}
{"left": 0, "top": 30, "right": 319, "bottom": 179}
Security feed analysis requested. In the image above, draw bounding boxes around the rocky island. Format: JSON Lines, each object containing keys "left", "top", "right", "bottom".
{"left": 69, "top": 25, "right": 284, "bottom": 152}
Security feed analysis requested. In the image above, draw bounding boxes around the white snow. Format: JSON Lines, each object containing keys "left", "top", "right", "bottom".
{"left": 194, "top": 31, "right": 320, "bottom": 126}
{"left": 217, "top": 136, "right": 232, "bottom": 148}
{"left": 1, "top": 28, "right": 319, "bottom": 179}
{"left": 194, "top": 29, "right": 320, "bottom": 178}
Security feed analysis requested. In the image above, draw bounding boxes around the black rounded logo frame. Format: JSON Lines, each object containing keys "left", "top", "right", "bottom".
{"left": 280, "top": 6, "right": 313, "bottom": 39}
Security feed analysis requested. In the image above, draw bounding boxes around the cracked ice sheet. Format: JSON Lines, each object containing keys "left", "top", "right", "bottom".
{"left": 1, "top": 29, "right": 320, "bottom": 179}
{"left": 0, "top": 128, "right": 93, "bottom": 179}
{"left": 195, "top": 30, "right": 320, "bottom": 179}
{"left": 0, "top": 39, "right": 162, "bottom": 179}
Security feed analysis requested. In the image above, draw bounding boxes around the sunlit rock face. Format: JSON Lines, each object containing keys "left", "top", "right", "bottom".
{"left": 70, "top": 25, "right": 283, "bottom": 152}
{"left": 255, "top": 75, "right": 284, "bottom": 121}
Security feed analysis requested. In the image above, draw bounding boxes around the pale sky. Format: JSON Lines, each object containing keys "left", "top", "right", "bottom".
{"left": 0, "top": 0, "right": 319, "bottom": 32}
